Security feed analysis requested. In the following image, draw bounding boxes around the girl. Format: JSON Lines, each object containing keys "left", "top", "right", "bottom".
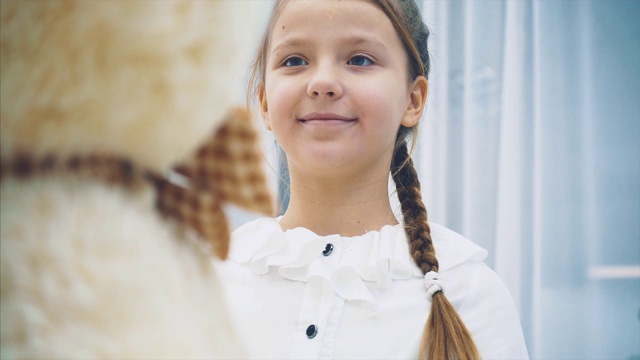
{"left": 219, "top": 0, "right": 528, "bottom": 359}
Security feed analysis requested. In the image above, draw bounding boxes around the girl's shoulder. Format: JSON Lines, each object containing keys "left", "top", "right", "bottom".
{"left": 228, "top": 217, "right": 282, "bottom": 263}
{"left": 429, "top": 223, "right": 488, "bottom": 271}
{"left": 232, "top": 216, "right": 281, "bottom": 242}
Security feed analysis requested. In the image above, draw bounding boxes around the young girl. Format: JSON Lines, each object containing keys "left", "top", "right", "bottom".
{"left": 218, "top": 0, "right": 528, "bottom": 359}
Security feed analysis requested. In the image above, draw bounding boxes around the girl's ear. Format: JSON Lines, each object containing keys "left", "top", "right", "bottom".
{"left": 258, "top": 86, "right": 271, "bottom": 131}
{"left": 401, "top": 76, "right": 428, "bottom": 128}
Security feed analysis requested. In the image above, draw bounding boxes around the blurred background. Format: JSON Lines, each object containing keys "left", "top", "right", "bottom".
{"left": 231, "top": 0, "right": 640, "bottom": 358}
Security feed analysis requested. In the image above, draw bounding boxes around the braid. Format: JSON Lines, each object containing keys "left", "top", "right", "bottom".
{"left": 391, "top": 133, "right": 480, "bottom": 360}
{"left": 391, "top": 137, "right": 437, "bottom": 274}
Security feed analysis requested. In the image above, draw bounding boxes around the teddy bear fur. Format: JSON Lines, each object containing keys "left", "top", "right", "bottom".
{"left": 0, "top": 1, "right": 266, "bottom": 358}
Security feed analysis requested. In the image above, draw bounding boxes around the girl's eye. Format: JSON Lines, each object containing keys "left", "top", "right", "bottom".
{"left": 283, "top": 56, "right": 308, "bottom": 67}
{"left": 348, "top": 55, "right": 373, "bottom": 66}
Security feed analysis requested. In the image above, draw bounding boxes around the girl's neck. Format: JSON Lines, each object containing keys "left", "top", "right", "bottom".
{"left": 278, "top": 167, "right": 398, "bottom": 237}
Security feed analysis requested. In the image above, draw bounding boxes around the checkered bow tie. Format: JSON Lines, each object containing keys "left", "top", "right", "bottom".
{"left": 0, "top": 108, "right": 274, "bottom": 260}
{"left": 153, "top": 108, "right": 274, "bottom": 259}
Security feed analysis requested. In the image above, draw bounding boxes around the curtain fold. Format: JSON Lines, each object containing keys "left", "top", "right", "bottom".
{"left": 419, "top": 1, "right": 640, "bottom": 358}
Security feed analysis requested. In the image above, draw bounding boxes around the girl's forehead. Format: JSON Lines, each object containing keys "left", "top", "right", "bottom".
{"left": 271, "top": 0, "right": 395, "bottom": 42}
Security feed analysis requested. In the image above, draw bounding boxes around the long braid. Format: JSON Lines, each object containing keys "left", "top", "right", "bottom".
{"left": 391, "top": 137, "right": 437, "bottom": 274}
{"left": 392, "top": 135, "right": 480, "bottom": 360}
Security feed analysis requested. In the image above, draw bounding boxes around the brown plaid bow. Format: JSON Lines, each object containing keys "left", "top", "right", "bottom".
{"left": 153, "top": 108, "right": 274, "bottom": 259}
{"left": 0, "top": 108, "right": 275, "bottom": 260}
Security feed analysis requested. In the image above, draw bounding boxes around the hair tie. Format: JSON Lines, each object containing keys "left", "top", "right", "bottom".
{"left": 424, "top": 271, "right": 443, "bottom": 301}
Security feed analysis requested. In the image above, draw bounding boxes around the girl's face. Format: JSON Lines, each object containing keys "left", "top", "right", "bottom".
{"left": 260, "top": 0, "right": 426, "bottom": 178}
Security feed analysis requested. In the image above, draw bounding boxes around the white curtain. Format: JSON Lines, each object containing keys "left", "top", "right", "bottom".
{"left": 418, "top": 0, "right": 640, "bottom": 358}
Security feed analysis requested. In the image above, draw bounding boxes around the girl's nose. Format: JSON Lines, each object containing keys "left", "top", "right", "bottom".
{"left": 306, "top": 64, "right": 343, "bottom": 99}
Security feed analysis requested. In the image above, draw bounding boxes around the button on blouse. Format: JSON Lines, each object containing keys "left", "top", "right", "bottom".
{"left": 306, "top": 324, "right": 318, "bottom": 339}
{"left": 322, "top": 243, "right": 334, "bottom": 256}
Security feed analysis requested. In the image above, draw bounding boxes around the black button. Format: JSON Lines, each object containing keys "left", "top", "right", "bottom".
{"left": 322, "top": 243, "right": 334, "bottom": 256}
{"left": 306, "top": 324, "right": 318, "bottom": 339}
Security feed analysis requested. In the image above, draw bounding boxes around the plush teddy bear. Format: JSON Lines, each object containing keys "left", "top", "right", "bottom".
{"left": 0, "top": 1, "right": 273, "bottom": 358}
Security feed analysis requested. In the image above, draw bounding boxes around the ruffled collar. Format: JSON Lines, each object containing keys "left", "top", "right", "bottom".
{"left": 228, "top": 217, "right": 487, "bottom": 309}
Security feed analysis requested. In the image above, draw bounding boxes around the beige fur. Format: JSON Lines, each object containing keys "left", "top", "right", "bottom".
{"left": 1, "top": 1, "right": 264, "bottom": 358}
{"left": 1, "top": 178, "right": 243, "bottom": 358}
{"left": 1, "top": 1, "right": 252, "bottom": 171}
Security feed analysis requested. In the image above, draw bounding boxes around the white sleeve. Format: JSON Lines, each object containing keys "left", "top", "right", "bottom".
{"left": 452, "top": 262, "right": 529, "bottom": 359}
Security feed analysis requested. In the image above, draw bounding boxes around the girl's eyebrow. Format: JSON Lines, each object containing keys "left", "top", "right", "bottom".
{"left": 342, "top": 35, "right": 388, "bottom": 51}
{"left": 271, "top": 35, "right": 388, "bottom": 57}
{"left": 271, "top": 39, "right": 309, "bottom": 56}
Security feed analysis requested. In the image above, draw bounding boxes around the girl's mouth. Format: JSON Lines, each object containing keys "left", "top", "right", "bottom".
{"left": 299, "top": 112, "right": 357, "bottom": 124}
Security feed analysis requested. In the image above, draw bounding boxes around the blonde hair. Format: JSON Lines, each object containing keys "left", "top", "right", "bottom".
{"left": 248, "top": 1, "right": 480, "bottom": 358}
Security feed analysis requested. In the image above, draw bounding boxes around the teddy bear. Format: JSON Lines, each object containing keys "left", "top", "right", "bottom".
{"left": 0, "top": 1, "right": 273, "bottom": 358}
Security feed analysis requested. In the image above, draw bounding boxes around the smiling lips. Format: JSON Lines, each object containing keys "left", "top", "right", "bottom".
{"left": 299, "top": 112, "right": 357, "bottom": 124}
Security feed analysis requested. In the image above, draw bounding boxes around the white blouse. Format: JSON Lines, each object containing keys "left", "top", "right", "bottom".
{"left": 216, "top": 217, "right": 529, "bottom": 359}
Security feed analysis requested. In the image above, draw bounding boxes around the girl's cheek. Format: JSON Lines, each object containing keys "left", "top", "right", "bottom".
{"left": 277, "top": 76, "right": 303, "bottom": 94}
{"left": 269, "top": 79, "right": 301, "bottom": 108}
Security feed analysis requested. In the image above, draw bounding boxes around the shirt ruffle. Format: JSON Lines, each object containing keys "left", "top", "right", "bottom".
{"left": 228, "top": 217, "right": 487, "bottom": 309}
